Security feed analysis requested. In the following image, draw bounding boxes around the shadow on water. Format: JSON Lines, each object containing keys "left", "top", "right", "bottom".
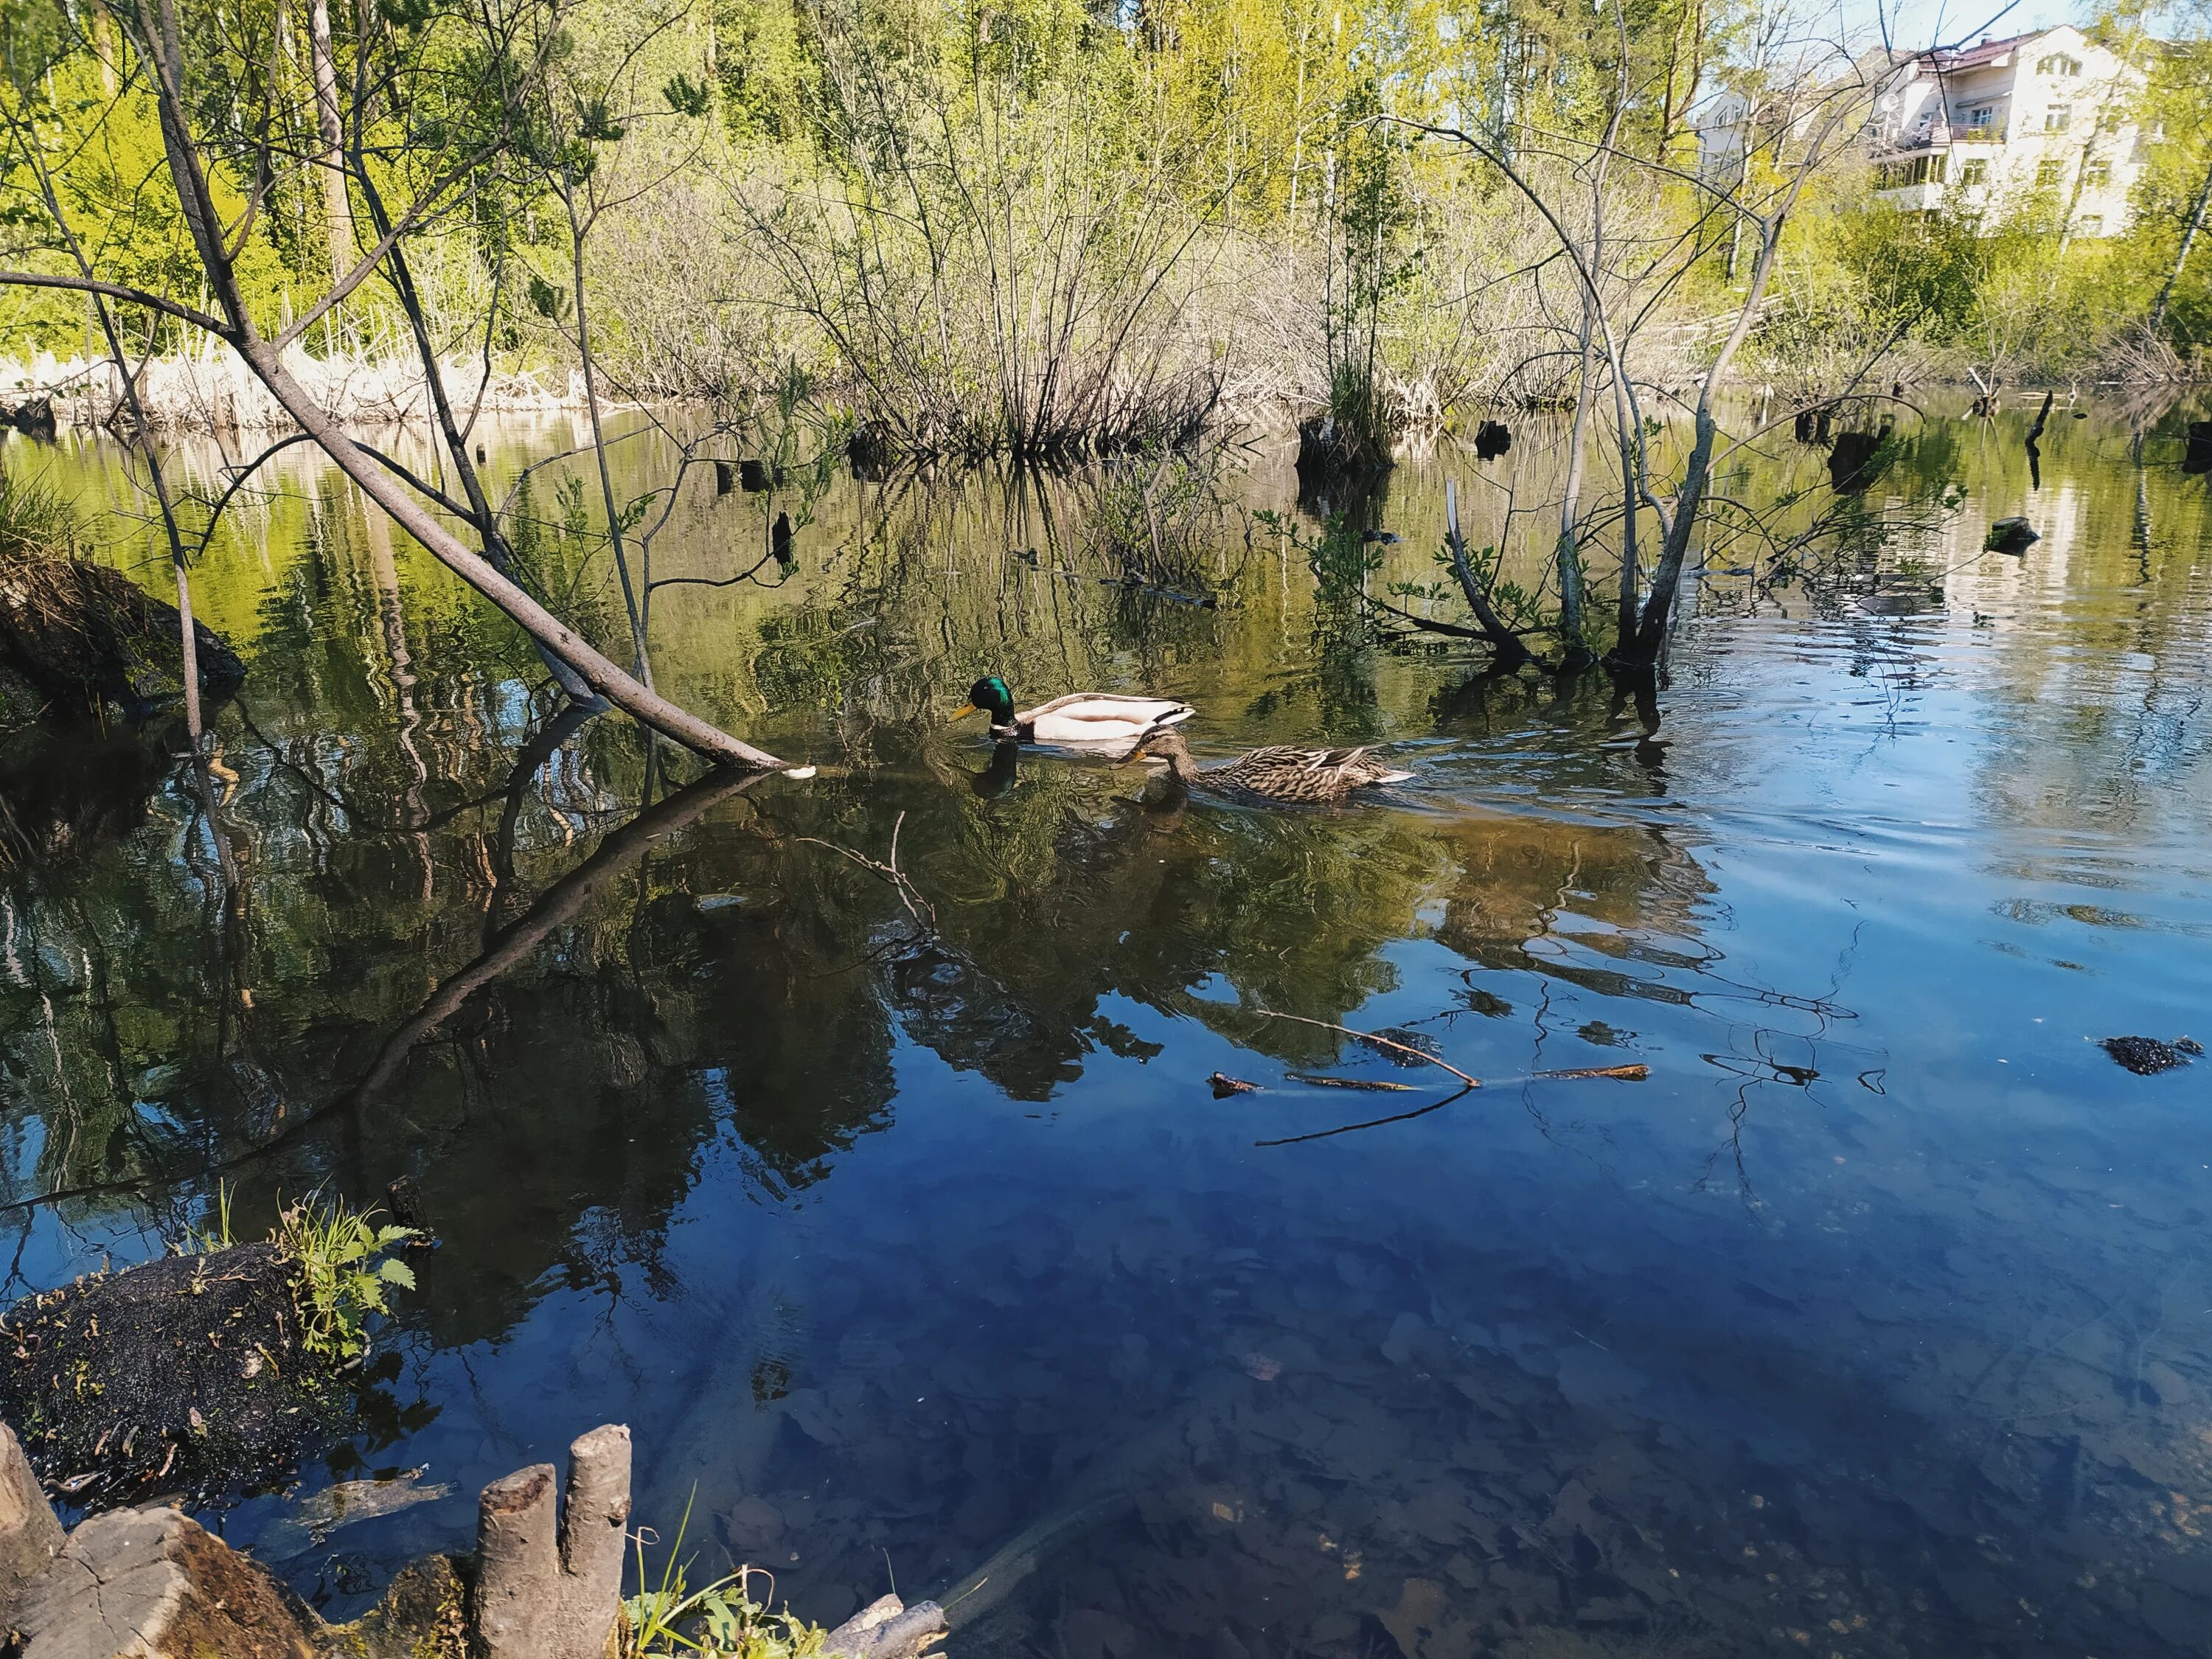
{"left": 2, "top": 400, "right": 2212, "bottom": 1652}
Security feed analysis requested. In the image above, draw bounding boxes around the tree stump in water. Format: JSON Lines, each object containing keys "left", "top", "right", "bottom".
{"left": 0, "top": 1419, "right": 63, "bottom": 1617}
{"left": 2185, "top": 420, "right": 2212, "bottom": 476}
{"left": 470, "top": 1423, "right": 632, "bottom": 1659}
{"left": 8, "top": 399, "right": 55, "bottom": 439}
{"left": 1826, "top": 425, "right": 1891, "bottom": 493}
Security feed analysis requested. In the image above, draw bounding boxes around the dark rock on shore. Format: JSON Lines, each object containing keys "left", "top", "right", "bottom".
{"left": 0, "top": 1245, "right": 349, "bottom": 1507}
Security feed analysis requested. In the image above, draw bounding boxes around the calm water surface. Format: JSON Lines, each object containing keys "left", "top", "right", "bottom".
{"left": 3, "top": 401, "right": 2211, "bottom": 1658}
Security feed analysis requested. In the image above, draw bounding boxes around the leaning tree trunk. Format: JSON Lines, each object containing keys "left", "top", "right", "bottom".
{"left": 1443, "top": 479, "right": 1534, "bottom": 669}
{"left": 1623, "top": 210, "right": 1787, "bottom": 667}
{"left": 131, "top": 0, "right": 787, "bottom": 771}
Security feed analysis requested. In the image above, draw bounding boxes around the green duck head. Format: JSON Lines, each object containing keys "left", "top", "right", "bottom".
{"left": 955, "top": 676, "right": 1018, "bottom": 729}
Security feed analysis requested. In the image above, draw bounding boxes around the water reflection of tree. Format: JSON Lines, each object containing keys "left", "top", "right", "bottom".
{"left": 0, "top": 414, "right": 2023, "bottom": 1354}
{"left": 2, "top": 706, "right": 1740, "bottom": 1341}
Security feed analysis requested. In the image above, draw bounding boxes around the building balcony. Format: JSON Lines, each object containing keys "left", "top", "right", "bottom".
{"left": 1893, "top": 122, "right": 2006, "bottom": 150}
{"left": 1872, "top": 181, "right": 1948, "bottom": 211}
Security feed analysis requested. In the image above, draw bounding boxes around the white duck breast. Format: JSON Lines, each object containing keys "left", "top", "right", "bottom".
{"left": 1018, "top": 694, "right": 1196, "bottom": 745}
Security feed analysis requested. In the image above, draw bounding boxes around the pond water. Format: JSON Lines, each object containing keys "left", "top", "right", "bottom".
{"left": 3, "top": 398, "right": 2211, "bottom": 1658}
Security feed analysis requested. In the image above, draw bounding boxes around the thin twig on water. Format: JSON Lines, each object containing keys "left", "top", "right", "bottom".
{"left": 1255, "top": 1010, "right": 1482, "bottom": 1087}
{"left": 797, "top": 811, "right": 939, "bottom": 934}
{"left": 1285, "top": 1072, "right": 1419, "bottom": 1093}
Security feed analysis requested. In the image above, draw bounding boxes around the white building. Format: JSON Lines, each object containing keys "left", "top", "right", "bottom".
{"left": 1865, "top": 26, "right": 2149, "bottom": 236}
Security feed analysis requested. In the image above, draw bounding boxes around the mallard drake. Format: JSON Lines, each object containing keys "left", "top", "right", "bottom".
{"left": 1123, "top": 723, "right": 1412, "bottom": 803}
{"left": 953, "top": 676, "right": 1195, "bottom": 747}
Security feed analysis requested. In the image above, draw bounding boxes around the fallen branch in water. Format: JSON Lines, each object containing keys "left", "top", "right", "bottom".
{"left": 1244, "top": 1012, "right": 1647, "bottom": 1146}
{"left": 1286, "top": 1072, "right": 1419, "bottom": 1092}
{"left": 797, "top": 810, "right": 939, "bottom": 936}
{"left": 1255, "top": 1011, "right": 1481, "bottom": 1087}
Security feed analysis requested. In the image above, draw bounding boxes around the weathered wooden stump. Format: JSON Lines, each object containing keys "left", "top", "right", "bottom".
{"left": 471, "top": 1422, "right": 632, "bottom": 1659}
{"left": 0, "top": 1419, "right": 63, "bottom": 1618}
{"left": 9, "top": 1506, "right": 319, "bottom": 1658}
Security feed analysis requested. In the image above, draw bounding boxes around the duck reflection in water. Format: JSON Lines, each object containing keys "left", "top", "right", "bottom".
{"left": 969, "top": 740, "right": 1021, "bottom": 799}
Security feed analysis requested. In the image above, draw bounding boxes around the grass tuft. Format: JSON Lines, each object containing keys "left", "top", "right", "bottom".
{"left": 624, "top": 1492, "right": 831, "bottom": 1658}
{"left": 0, "top": 465, "right": 81, "bottom": 564}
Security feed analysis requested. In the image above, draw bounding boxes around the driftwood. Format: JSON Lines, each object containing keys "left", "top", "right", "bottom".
{"left": 1285, "top": 1071, "right": 1419, "bottom": 1092}
{"left": 824, "top": 1593, "right": 950, "bottom": 1659}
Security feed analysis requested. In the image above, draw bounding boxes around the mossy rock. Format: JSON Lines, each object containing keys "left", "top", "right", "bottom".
{"left": 319, "top": 1555, "right": 472, "bottom": 1659}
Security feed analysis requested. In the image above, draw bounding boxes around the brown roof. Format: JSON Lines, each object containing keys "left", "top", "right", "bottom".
{"left": 1917, "top": 28, "right": 2045, "bottom": 72}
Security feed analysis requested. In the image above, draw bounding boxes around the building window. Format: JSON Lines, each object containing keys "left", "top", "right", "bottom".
{"left": 1966, "top": 106, "right": 1994, "bottom": 128}
{"left": 2037, "top": 159, "right": 2067, "bottom": 187}
{"left": 2045, "top": 105, "right": 2071, "bottom": 131}
{"left": 1959, "top": 159, "right": 1989, "bottom": 186}
{"left": 2084, "top": 160, "right": 2111, "bottom": 188}
{"left": 2077, "top": 215, "right": 2104, "bottom": 234}
{"left": 1878, "top": 154, "right": 1944, "bottom": 189}
{"left": 2036, "top": 53, "right": 2082, "bottom": 76}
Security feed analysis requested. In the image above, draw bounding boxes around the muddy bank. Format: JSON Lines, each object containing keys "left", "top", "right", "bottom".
{"left": 0, "top": 1245, "right": 350, "bottom": 1507}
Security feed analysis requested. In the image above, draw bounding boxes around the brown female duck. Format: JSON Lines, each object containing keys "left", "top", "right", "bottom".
{"left": 1123, "top": 723, "right": 1413, "bottom": 803}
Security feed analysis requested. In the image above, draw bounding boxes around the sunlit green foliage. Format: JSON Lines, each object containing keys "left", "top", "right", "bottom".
{"left": 0, "top": 0, "right": 2198, "bottom": 411}
{"left": 625, "top": 1501, "right": 830, "bottom": 1657}
{"left": 274, "top": 1192, "right": 420, "bottom": 1361}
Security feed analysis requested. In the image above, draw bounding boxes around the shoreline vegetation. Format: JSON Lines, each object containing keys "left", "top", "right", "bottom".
{"left": 0, "top": 0, "right": 2205, "bottom": 753}
{"left": 0, "top": 345, "right": 2197, "bottom": 439}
